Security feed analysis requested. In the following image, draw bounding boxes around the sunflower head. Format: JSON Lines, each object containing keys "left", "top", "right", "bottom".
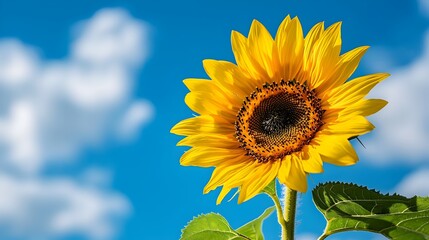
{"left": 171, "top": 16, "right": 388, "bottom": 204}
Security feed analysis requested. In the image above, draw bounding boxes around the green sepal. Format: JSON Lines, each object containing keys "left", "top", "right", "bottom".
{"left": 261, "top": 179, "right": 276, "bottom": 197}
{"left": 313, "top": 182, "right": 429, "bottom": 240}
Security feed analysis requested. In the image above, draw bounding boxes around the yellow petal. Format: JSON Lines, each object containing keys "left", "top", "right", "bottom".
{"left": 202, "top": 59, "right": 254, "bottom": 97}
{"left": 318, "top": 46, "right": 369, "bottom": 95}
{"left": 238, "top": 160, "right": 280, "bottom": 203}
{"left": 180, "top": 147, "right": 244, "bottom": 167}
{"left": 277, "top": 155, "right": 307, "bottom": 192}
{"left": 297, "top": 21, "right": 324, "bottom": 84}
{"left": 275, "top": 16, "right": 304, "bottom": 81}
{"left": 231, "top": 31, "right": 268, "bottom": 81}
{"left": 301, "top": 146, "right": 324, "bottom": 173}
{"left": 183, "top": 78, "right": 241, "bottom": 106}
{"left": 326, "top": 116, "right": 375, "bottom": 137}
{"left": 326, "top": 73, "right": 389, "bottom": 107}
{"left": 275, "top": 15, "right": 291, "bottom": 41}
{"left": 339, "top": 99, "right": 388, "bottom": 120}
{"left": 171, "top": 115, "right": 234, "bottom": 136}
{"left": 183, "top": 78, "right": 211, "bottom": 92}
{"left": 177, "top": 133, "right": 238, "bottom": 148}
{"left": 248, "top": 20, "right": 275, "bottom": 78}
{"left": 303, "top": 22, "right": 325, "bottom": 61}
{"left": 216, "top": 186, "right": 232, "bottom": 205}
{"left": 307, "top": 22, "right": 342, "bottom": 89}
{"left": 204, "top": 159, "right": 254, "bottom": 194}
{"left": 322, "top": 107, "right": 341, "bottom": 123}
{"left": 184, "top": 91, "right": 236, "bottom": 120}
{"left": 316, "top": 136, "right": 358, "bottom": 166}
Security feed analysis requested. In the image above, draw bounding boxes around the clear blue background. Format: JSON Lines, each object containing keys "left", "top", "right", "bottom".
{"left": 0, "top": 0, "right": 427, "bottom": 239}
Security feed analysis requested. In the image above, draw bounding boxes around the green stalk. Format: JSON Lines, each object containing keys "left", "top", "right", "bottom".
{"left": 283, "top": 187, "right": 297, "bottom": 240}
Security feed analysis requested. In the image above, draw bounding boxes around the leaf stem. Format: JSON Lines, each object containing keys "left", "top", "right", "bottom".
{"left": 283, "top": 186, "right": 297, "bottom": 240}
{"left": 268, "top": 191, "right": 288, "bottom": 240}
{"left": 318, "top": 234, "right": 328, "bottom": 240}
{"left": 264, "top": 181, "right": 288, "bottom": 240}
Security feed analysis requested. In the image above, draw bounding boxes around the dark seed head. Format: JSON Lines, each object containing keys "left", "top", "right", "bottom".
{"left": 235, "top": 80, "right": 324, "bottom": 162}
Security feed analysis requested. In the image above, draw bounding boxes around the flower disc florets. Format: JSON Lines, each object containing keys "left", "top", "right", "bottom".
{"left": 235, "top": 80, "right": 324, "bottom": 163}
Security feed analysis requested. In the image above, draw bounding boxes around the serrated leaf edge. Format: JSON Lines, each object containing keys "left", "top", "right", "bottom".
{"left": 313, "top": 182, "right": 429, "bottom": 240}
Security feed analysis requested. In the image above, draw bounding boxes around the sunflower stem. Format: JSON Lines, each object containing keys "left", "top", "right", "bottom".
{"left": 283, "top": 186, "right": 297, "bottom": 240}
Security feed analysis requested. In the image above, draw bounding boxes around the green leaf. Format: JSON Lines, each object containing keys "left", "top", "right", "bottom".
{"left": 180, "top": 207, "right": 275, "bottom": 240}
{"left": 236, "top": 206, "right": 275, "bottom": 240}
{"left": 180, "top": 213, "right": 249, "bottom": 240}
{"left": 313, "top": 182, "right": 429, "bottom": 240}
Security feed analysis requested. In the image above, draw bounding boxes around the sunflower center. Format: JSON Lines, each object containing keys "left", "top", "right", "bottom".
{"left": 261, "top": 108, "right": 290, "bottom": 135}
{"left": 253, "top": 92, "right": 306, "bottom": 136}
{"left": 235, "top": 80, "right": 324, "bottom": 163}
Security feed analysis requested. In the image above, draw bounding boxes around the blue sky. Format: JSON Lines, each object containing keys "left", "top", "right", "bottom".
{"left": 0, "top": 0, "right": 429, "bottom": 239}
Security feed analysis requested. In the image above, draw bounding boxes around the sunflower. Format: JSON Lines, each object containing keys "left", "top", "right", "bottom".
{"left": 171, "top": 16, "right": 388, "bottom": 204}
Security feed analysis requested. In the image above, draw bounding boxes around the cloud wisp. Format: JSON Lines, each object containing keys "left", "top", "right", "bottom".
{"left": 0, "top": 8, "right": 152, "bottom": 239}
{"left": 395, "top": 168, "right": 429, "bottom": 197}
{"left": 0, "top": 8, "right": 153, "bottom": 174}
{"left": 362, "top": 30, "right": 429, "bottom": 165}
{"left": 0, "top": 172, "right": 130, "bottom": 240}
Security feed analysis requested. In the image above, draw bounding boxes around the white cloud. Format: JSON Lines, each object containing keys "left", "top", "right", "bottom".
{"left": 0, "top": 8, "right": 152, "bottom": 239}
{"left": 0, "top": 172, "right": 129, "bottom": 240}
{"left": 419, "top": 0, "right": 429, "bottom": 17}
{"left": 0, "top": 39, "right": 39, "bottom": 86}
{"left": 0, "top": 8, "right": 153, "bottom": 174}
{"left": 0, "top": 100, "right": 41, "bottom": 173}
{"left": 395, "top": 168, "right": 429, "bottom": 197}
{"left": 117, "top": 100, "right": 154, "bottom": 139}
{"left": 361, "top": 30, "right": 429, "bottom": 165}
{"left": 72, "top": 8, "right": 149, "bottom": 67}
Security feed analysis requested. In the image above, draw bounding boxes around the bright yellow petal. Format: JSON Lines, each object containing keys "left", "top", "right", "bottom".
{"left": 231, "top": 31, "right": 268, "bottom": 81}
{"left": 317, "top": 46, "right": 369, "bottom": 95}
{"left": 315, "top": 136, "right": 358, "bottom": 166}
{"left": 307, "top": 22, "right": 342, "bottom": 89}
{"left": 325, "top": 116, "right": 374, "bottom": 137}
{"left": 177, "top": 133, "right": 238, "bottom": 148}
{"left": 303, "top": 22, "right": 325, "bottom": 60}
{"left": 184, "top": 91, "right": 236, "bottom": 120}
{"left": 183, "top": 78, "right": 241, "bottom": 105}
{"left": 248, "top": 20, "right": 275, "bottom": 78}
{"left": 322, "top": 107, "right": 341, "bottom": 123}
{"left": 216, "top": 186, "right": 233, "bottom": 205}
{"left": 180, "top": 147, "right": 245, "bottom": 167}
{"left": 171, "top": 115, "right": 233, "bottom": 136}
{"left": 202, "top": 59, "right": 254, "bottom": 98}
{"left": 277, "top": 155, "right": 307, "bottom": 192}
{"left": 301, "top": 146, "right": 324, "bottom": 173}
{"left": 204, "top": 159, "right": 254, "bottom": 194}
{"left": 238, "top": 160, "right": 280, "bottom": 203}
{"left": 275, "top": 16, "right": 304, "bottom": 81}
{"left": 183, "top": 78, "right": 211, "bottom": 92}
{"left": 326, "top": 73, "right": 389, "bottom": 107}
{"left": 338, "top": 99, "right": 388, "bottom": 120}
